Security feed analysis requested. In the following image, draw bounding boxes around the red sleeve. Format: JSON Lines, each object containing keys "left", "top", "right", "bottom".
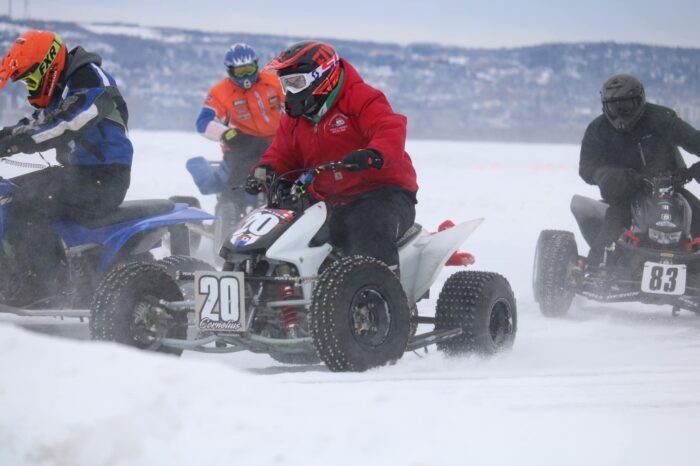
{"left": 259, "top": 117, "right": 303, "bottom": 176}
{"left": 350, "top": 84, "right": 407, "bottom": 166}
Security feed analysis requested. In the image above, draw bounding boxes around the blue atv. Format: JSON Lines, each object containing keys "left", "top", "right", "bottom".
{"left": 0, "top": 168, "right": 216, "bottom": 320}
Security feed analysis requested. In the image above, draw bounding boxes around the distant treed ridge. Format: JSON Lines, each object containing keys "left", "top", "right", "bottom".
{"left": 0, "top": 17, "right": 698, "bottom": 143}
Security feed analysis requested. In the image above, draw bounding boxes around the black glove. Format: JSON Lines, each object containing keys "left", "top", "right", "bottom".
{"left": 342, "top": 149, "right": 384, "bottom": 171}
{"left": 245, "top": 164, "right": 275, "bottom": 195}
{"left": 220, "top": 128, "right": 239, "bottom": 151}
{"left": 688, "top": 161, "right": 700, "bottom": 182}
{"left": 594, "top": 167, "right": 641, "bottom": 201}
{"left": 0, "top": 135, "right": 22, "bottom": 158}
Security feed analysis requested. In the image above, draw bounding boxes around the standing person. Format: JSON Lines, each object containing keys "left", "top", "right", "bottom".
{"left": 579, "top": 73, "right": 700, "bottom": 265}
{"left": 0, "top": 30, "right": 133, "bottom": 305}
{"left": 196, "top": 43, "right": 283, "bottom": 220}
{"left": 247, "top": 41, "right": 418, "bottom": 273}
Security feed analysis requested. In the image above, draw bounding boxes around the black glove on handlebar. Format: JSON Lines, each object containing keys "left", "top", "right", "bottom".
{"left": 342, "top": 149, "right": 384, "bottom": 171}
{"left": 593, "top": 167, "right": 642, "bottom": 201}
{"left": 245, "top": 164, "right": 275, "bottom": 195}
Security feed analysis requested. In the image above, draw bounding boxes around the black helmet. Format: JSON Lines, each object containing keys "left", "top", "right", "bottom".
{"left": 265, "top": 41, "right": 341, "bottom": 118}
{"left": 600, "top": 74, "right": 646, "bottom": 132}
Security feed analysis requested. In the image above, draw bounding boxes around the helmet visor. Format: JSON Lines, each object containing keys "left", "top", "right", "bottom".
{"left": 229, "top": 62, "right": 258, "bottom": 79}
{"left": 278, "top": 60, "right": 335, "bottom": 95}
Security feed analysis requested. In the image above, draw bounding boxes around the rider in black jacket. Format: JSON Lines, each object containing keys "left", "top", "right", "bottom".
{"left": 579, "top": 73, "right": 700, "bottom": 265}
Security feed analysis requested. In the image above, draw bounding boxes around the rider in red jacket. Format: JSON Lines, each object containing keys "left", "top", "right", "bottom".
{"left": 250, "top": 41, "right": 418, "bottom": 272}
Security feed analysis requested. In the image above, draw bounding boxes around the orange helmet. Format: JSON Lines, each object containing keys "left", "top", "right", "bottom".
{"left": 0, "top": 30, "right": 67, "bottom": 108}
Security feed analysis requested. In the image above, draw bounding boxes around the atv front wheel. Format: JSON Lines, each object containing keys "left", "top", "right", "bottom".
{"left": 533, "top": 230, "right": 578, "bottom": 317}
{"left": 435, "top": 271, "right": 517, "bottom": 355}
{"left": 310, "top": 255, "right": 410, "bottom": 372}
{"left": 90, "top": 262, "right": 186, "bottom": 355}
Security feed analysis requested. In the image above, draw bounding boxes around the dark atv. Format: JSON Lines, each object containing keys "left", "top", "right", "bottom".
{"left": 534, "top": 169, "right": 700, "bottom": 317}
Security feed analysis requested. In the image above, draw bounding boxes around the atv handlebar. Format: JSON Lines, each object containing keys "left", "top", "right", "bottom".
{"left": 267, "top": 161, "right": 357, "bottom": 208}
{"left": 639, "top": 169, "right": 693, "bottom": 192}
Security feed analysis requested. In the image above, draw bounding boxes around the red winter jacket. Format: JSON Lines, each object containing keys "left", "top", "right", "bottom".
{"left": 259, "top": 59, "right": 418, "bottom": 204}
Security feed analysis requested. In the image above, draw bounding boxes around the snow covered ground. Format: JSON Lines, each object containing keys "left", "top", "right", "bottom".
{"left": 2, "top": 131, "right": 700, "bottom": 466}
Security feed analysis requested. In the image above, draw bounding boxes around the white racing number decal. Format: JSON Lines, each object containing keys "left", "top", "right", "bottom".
{"left": 195, "top": 271, "right": 246, "bottom": 331}
{"left": 229, "top": 210, "right": 287, "bottom": 247}
{"left": 641, "top": 262, "right": 686, "bottom": 296}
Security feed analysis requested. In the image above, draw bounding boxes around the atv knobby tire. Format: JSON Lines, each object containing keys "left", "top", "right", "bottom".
{"left": 310, "top": 255, "right": 410, "bottom": 372}
{"left": 533, "top": 230, "right": 578, "bottom": 317}
{"left": 156, "top": 255, "right": 216, "bottom": 301}
{"left": 435, "top": 271, "right": 517, "bottom": 355}
{"left": 90, "top": 262, "right": 186, "bottom": 355}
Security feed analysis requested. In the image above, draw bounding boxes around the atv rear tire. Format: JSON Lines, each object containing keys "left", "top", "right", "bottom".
{"left": 435, "top": 271, "right": 517, "bottom": 355}
{"left": 90, "top": 262, "right": 186, "bottom": 355}
{"left": 533, "top": 230, "right": 578, "bottom": 317}
{"left": 310, "top": 255, "right": 410, "bottom": 372}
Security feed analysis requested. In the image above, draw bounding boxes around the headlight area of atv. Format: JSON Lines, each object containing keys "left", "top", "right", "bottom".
{"left": 648, "top": 228, "right": 682, "bottom": 244}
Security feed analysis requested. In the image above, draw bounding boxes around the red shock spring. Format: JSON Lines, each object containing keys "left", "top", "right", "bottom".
{"left": 280, "top": 285, "right": 298, "bottom": 328}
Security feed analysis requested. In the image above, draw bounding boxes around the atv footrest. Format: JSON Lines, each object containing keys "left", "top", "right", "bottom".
{"left": 405, "top": 328, "right": 463, "bottom": 352}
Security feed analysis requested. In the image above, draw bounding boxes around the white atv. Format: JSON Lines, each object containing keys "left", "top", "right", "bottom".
{"left": 90, "top": 162, "right": 517, "bottom": 371}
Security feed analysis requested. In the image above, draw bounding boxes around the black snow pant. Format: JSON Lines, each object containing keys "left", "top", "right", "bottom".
{"left": 221, "top": 134, "right": 271, "bottom": 218}
{"left": 328, "top": 187, "right": 417, "bottom": 270}
{"left": 6, "top": 164, "right": 130, "bottom": 298}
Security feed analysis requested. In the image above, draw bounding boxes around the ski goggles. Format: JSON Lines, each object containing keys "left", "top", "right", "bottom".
{"left": 18, "top": 65, "right": 42, "bottom": 92}
{"left": 603, "top": 97, "right": 642, "bottom": 118}
{"left": 17, "top": 36, "right": 64, "bottom": 92}
{"left": 228, "top": 62, "right": 258, "bottom": 79}
{"left": 278, "top": 62, "right": 334, "bottom": 94}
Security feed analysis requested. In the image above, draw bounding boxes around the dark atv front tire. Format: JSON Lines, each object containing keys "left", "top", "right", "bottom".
{"left": 156, "top": 255, "right": 216, "bottom": 301}
{"left": 90, "top": 262, "right": 186, "bottom": 355}
{"left": 435, "top": 271, "right": 517, "bottom": 355}
{"left": 310, "top": 255, "right": 410, "bottom": 372}
{"left": 533, "top": 230, "right": 578, "bottom": 317}
{"left": 168, "top": 195, "right": 203, "bottom": 253}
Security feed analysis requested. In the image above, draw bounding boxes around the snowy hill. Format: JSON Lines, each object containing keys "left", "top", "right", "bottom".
{"left": 0, "top": 16, "right": 699, "bottom": 143}
{"left": 2, "top": 131, "right": 700, "bottom": 465}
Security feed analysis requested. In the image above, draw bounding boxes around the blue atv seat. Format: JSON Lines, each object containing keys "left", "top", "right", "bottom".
{"left": 79, "top": 200, "right": 176, "bottom": 229}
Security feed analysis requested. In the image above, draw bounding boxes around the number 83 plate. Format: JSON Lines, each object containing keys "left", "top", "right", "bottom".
{"left": 640, "top": 262, "right": 686, "bottom": 296}
{"left": 195, "top": 271, "right": 247, "bottom": 332}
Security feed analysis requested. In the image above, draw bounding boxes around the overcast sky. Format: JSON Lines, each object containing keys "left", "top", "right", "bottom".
{"left": 11, "top": 0, "right": 700, "bottom": 49}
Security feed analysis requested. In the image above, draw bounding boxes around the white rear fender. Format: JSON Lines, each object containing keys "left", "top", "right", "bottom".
{"left": 266, "top": 202, "right": 332, "bottom": 298}
{"left": 400, "top": 218, "right": 484, "bottom": 305}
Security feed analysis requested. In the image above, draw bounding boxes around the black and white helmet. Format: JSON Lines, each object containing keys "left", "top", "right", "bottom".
{"left": 600, "top": 73, "right": 646, "bottom": 132}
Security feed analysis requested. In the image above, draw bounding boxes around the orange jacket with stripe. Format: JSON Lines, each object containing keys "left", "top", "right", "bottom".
{"left": 196, "top": 71, "right": 283, "bottom": 145}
